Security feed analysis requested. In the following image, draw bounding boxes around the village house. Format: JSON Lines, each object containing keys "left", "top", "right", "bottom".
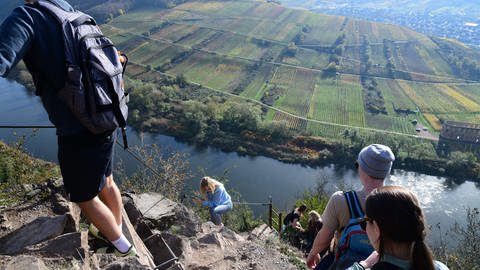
{"left": 437, "top": 120, "right": 480, "bottom": 156}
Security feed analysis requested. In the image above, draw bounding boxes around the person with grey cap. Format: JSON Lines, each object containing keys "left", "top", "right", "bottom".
{"left": 306, "top": 144, "right": 395, "bottom": 269}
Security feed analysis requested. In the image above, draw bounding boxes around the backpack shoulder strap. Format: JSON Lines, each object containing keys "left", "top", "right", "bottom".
{"left": 35, "top": 0, "right": 95, "bottom": 26}
{"left": 344, "top": 191, "right": 364, "bottom": 219}
{"left": 371, "top": 261, "right": 402, "bottom": 270}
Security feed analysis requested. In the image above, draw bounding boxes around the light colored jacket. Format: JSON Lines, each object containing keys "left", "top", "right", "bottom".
{"left": 202, "top": 184, "right": 232, "bottom": 208}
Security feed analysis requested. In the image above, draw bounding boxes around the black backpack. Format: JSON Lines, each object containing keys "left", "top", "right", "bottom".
{"left": 31, "top": 0, "right": 129, "bottom": 148}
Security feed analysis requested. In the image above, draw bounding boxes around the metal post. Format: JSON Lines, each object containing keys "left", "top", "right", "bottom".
{"left": 268, "top": 196, "right": 273, "bottom": 229}
{"left": 278, "top": 213, "right": 283, "bottom": 233}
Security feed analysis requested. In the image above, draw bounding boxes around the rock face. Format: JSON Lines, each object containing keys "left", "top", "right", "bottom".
{"left": 0, "top": 180, "right": 300, "bottom": 270}
{"left": 124, "top": 193, "right": 299, "bottom": 270}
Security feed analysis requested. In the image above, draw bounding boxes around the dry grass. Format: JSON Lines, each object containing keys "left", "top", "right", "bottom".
{"left": 438, "top": 85, "right": 480, "bottom": 112}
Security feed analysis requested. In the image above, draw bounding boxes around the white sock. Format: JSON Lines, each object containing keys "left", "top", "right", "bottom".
{"left": 118, "top": 223, "right": 123, "bottom": 233}
{"left": 111, "top": 234, "right": 132, "bottom": 253}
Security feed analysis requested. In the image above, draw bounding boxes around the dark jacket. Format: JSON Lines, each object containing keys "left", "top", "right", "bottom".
{"left": 0, "top": 0, "right": 85, "bottom": 135}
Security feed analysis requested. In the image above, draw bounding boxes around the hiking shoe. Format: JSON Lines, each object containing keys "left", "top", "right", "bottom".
{"left": 88, "top": 224, "right": 108, "bottom": 243}
{"left": 96, "top": 245, "right": 138, "bottom": 257}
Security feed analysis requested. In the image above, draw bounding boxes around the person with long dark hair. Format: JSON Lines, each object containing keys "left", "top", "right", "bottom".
{"left": 348, "top": 186, "right": 449, "bottom": 270}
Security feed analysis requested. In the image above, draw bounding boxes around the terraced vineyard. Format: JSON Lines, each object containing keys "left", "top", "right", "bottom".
{"left": 102, "top": 0, "right": 480, "bottom": 138}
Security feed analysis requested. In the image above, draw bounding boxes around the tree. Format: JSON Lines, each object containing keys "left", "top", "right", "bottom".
{"left": 220, "top": 103, "right": 261, "bottom": 133}
{"left": 175, "top": 74, "right": 187, "bottom": 88}
{"left": 285, "top": 42, "right": 298, "bottom": 57}
{"left": 180, "top": 100, "right": 210, "bottom": 138}
{"left": 447, "top": 151, "right": 478, "bottom": 172}
{"left": 117, "top": 144, "right": 190, "bottom": 202}
{"left": 259, "top": 120, "right": 291, "bottom": 141}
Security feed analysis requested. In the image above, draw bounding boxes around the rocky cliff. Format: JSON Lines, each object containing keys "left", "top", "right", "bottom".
{"left": 0, "top": 178, "right": 301, "bottom": 270}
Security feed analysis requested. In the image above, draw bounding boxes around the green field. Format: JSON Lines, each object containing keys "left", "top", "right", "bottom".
{"left": 103, "top": 0, "right": 480, "bottom": 138}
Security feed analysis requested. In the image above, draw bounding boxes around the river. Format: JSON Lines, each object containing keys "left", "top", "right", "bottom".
{"left": 1, "top": 77, "right": 479, "bottom": 246}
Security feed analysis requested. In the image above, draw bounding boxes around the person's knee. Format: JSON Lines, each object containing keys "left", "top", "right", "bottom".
{"left": 101, "top": 174, "right": 119, "bottom": 192}
{"left": 77, "top": 197, "right": 97, "bottom": 210}
{"left": 104, "top": 174, "right": 115, "bottom": 186}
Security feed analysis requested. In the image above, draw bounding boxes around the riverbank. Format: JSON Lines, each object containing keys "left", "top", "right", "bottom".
{"left": 133, "top": 121, "right": 480, "bottom": 183}
{"left": 5, "top": 66, "right": 479, "bottom": 182}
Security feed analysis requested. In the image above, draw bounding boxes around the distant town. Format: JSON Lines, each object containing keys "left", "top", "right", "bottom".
{"left": 309, "top": 7, "right": 480, "bottom": 47}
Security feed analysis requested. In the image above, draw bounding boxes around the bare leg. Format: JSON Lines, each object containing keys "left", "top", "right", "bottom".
{"left": 78, "top": 197, "right": 121, "bottom": 241}
{"left": 98, "top": 174, "right": 123, "bottom": 226}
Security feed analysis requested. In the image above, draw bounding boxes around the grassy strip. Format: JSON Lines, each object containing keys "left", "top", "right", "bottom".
{"left": 0, "top": 141, "right": 60, "bottom": 207}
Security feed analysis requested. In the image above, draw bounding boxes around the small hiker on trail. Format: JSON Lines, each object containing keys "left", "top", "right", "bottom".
{"left": 281, "top": 204, "right": 307, "bottom": 247}
{"left": 196, "top": 176, "right": 233, "bottom": 228}
{"left": 304, "top": 210, "right": 323, "bottom": 255}
{"left": 283, "top": 204, "right": 307, "bottom": 233}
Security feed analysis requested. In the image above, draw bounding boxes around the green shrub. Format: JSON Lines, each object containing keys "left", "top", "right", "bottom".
{"left": 0, "top": 139, "right": 60, "bottom": 206}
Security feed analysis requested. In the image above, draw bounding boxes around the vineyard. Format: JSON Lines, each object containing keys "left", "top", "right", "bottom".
{"left": 102, "top": 0, "right": 480, "bottom": 139}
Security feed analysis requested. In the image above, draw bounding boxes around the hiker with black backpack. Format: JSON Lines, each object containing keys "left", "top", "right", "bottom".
{"left": 306, "top": 144, "right": 395, "bottom": 270}
{"left": 0, "top": 0, "right": 135, "bottom": 257}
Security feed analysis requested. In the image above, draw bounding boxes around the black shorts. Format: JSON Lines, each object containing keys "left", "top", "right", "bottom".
{"left": 57, "top": 130, "right": 116, "bottom": 203}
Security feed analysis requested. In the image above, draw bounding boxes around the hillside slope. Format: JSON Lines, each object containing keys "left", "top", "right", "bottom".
{"left": 2, "top": 0, "right": 480, "bottom": 138}
{"left": 101, "top": 0, "right": 480, "bottom": 137}
{"left": 0, "top": 0, "right": 189, "bottom": 24}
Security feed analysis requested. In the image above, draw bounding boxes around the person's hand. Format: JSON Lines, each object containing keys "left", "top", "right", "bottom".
{"left": 306, "top": 253, "right": 320, "bottom": 269}
{"left": 194, "top": 198, "right": 202, "bottom": 205}
{"left": 360, "top": 251, "right": 379, "bottom": 268}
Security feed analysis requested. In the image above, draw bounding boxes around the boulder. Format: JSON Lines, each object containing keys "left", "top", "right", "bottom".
{"left": 101, "top": 257, "right": 151, "bottom": 270}
{"left": 248, "top": 224, "right": 274, "bottom": 240}
{"left": 0, "top": 215, "right": 67, "bottom": 255}
{"left": 0, "top": 255, "right": 48, "bottom": 270}
{"left": 128, "top": 193, "right": 176, "bottom": 230}
{"left": 24, "top": 231, "right": 88, "bottom": 260}
{"left": 125, "top": 193, "right": 201, "bottom": 237}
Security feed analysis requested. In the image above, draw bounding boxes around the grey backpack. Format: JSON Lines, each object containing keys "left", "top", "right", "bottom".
{"left": 32, "top": 0, "right": 129, "bottom": 148}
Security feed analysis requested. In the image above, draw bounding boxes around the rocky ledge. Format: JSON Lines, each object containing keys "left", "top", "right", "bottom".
{"left": 0, "top": 179, "right": 300, "bottom": 270}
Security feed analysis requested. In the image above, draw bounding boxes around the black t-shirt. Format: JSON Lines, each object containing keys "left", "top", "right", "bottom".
{"left": 283, "top": 210, "right": 300, "bottom": 225}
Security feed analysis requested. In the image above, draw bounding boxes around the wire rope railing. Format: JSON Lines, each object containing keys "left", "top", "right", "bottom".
{"left": 0, "top": 125, "right": 285, "bottom": 268}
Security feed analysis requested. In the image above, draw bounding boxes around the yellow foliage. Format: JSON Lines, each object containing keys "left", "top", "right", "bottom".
{"left": 423, "top": 113, "right": 442, "bottom": 131}
{"left": 437, "top": 85, "right": 480, "bottom": 111}
{"left": 398, "top": 81, "right": 430, "bottom": 112}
